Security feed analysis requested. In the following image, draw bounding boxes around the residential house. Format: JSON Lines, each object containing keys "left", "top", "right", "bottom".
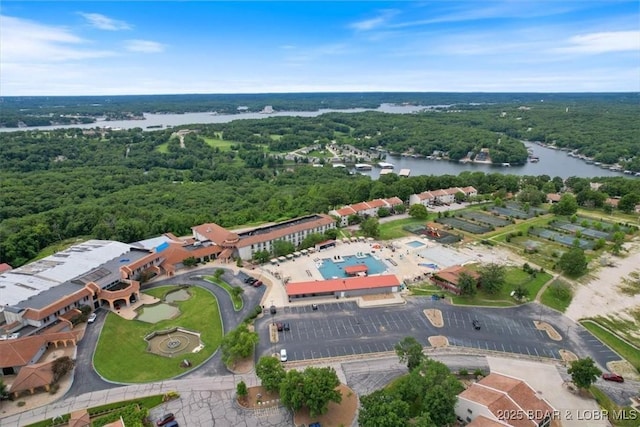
{"left": 330, "top": 198, "right": 404, "bottom": 226}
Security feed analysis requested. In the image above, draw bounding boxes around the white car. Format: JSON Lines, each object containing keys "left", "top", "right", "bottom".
{"left": 280, "top": 348, "right": 288, "bottom": 362}
{"left": 87, "top": 313, "right": 97, "bottom": 323}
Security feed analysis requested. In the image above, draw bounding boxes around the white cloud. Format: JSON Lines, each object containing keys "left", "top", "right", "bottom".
{"left": 78, "top": 12, "right": 131, "bottom": 31}
{"left": 124, "top": 39, "right": 166, "bottom": 53}
{"left": 553, "top": 31, "right": 640, "bottom": 54}
{"left": 349, "top": 9, "right": 399, "bottom": 31}
{"left": 0, "top": 15, "right": 115, "bottom": 63}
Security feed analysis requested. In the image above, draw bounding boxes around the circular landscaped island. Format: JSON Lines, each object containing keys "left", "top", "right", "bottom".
{"left": 93, "top": 285, "right": 222, "bottom": 383}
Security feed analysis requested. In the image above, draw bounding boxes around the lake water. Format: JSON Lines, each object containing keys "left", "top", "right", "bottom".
{"left": 2, "top": 104, "right": 632, "bottom": 179}
{"left": 354, "top": 142, "right": 628, "bottom": 179}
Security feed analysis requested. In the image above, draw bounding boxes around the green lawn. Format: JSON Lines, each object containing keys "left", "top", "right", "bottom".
{"left": 451, "top": 268, "right": 552, "bottom": 307}
{"left": 205, "top": 276, "right": 244, "bottom": 310}
{"left": 156, "top": 142, "right": 169, "bottom": 153}
{"left": 25, "top": 395, "right": 165, "bottom": 427}
{"left": 203, "top": 137, "right": 236, "bottom": 151}
{"left": 539, "top": 278, "right": 573, "bottom": 312}
{"left": 93, "top": 285, "right": 223, "bottom": 383}
{"left": 379, "top": 217, "right": 434, "bottom": 240}
{"left": 580, "top": 320, "right": 640, "bottom": 372}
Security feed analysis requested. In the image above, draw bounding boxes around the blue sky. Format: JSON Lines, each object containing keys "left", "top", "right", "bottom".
{"left": 1, "top": 1, "right": 638, "bottom": 95}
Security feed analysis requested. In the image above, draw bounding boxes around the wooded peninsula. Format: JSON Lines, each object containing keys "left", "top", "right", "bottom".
{"left": 1, "top": 93, "right": 638, "bottom": 267}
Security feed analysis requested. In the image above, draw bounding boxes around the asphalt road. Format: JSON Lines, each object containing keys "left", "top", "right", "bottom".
{"left": 256, "top": 298, "right": 621, "bottom": 370}
{"left": 65, "top": 273, "right": 632, "bottom": 407}
{"left": 64, "top": 267, "right": 265, "bottom": 397}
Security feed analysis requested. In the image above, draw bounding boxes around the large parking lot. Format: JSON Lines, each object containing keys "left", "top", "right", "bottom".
{"left": 256, "top": 299, "right": 621, "bottom": 368}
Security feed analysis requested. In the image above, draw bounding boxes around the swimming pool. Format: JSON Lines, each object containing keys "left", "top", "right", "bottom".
{"left": 318, "top": 254, "right": 387, "bottom": 279}
{"left": 406, "top": 240, "right": 425, "bottom": 248}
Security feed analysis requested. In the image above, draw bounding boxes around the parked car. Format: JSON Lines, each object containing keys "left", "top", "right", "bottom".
{"left": 244, "top": 277, "right": 254, "bottom": 284}
{"left": 164, "top": 421, "right": 179, "bottom": 427}
{"left": 602, "top": 373, "right": 624, "bottom": 383}
{"left": 276, "top": 322, "right": 284, "bottom": 331}
{"left": 472, "top": 319, "right": 481, "bottom": 330}
{"left": 270, "top": 305, "right": 277, "bottom": 315}
{"left": 311, "top": 303, "right": 318, "bottom": 310}
{"left": 87, "top": 313, "right": 97, "bottom": 323}
{"left": 156, "top": 413, "right": 175, "bottom": 426}
{"left": 283, "top": 323, "right": 290, "bottom": 331}
{"left": 253, "top": 280, "right": 263, "bottom": 287}
{"left": 309, "top": 423, "right": 322, "bottom": 427}
{"left": 280, "top": 348, "right": 288, "bottom": 362}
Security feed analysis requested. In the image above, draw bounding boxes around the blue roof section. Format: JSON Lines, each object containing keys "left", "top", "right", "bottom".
{"left": 156, "top": 241, "right": 170, "bottom": 252}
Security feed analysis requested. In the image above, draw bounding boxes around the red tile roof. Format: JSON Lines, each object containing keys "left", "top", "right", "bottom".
{"left": 344, "top": 265, "right": 368, "bottom": 275}
{"left": 9, "top": 360, "right": 54, "bottom": 395}
{"left": 460, "top": 373, "right": 555, "bottom": 427}
{"left": 417, "top": 191, "right": 435, "bottom": 200}
{"left": 351, "top": 202, "right": 371, "bottom": 212}
{"left": 335, "top": 207, "right": 356, "bottom": 216}
{"left": 0, "top": 263, "right": 12, "bottom": 273}
{"left": 0, "top": 331, "right": 78, "bottom": 368}
{"left": 385, "top": 197, "right": 404, "bottom": 206}
{"left": 192, "top": 223, "right": 240, "bottom": 245}
{"left": 236, "top": 214, "right": 334, "bottom": 248}
{"left": 367, "top": 199, "right": 387, "bottom": 208}
{"left": 286, "top": 275, "right": 400, "bottom": 296}
{"left": 433, "top": 265, "right": 479, "bottom": 287}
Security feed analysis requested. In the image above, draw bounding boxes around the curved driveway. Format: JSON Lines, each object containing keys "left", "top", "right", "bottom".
{"left": 65, "top": 268, "right": 264, "bottom": 397}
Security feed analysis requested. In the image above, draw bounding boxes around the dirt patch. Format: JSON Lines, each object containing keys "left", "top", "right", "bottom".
{"left": 227, "top": 356, "right": 254, "bottom": 374}
{"left": 361, "top": 293, "right": 394, "bottom": 301}
{"left": 293, "top": 383, "right": 358, "bottom": 427}
{"left": 607, "top": 360, "right": 640, "bottom": 380}
{"left": 559, "top": 349, "right": 578, "bottom": 362}
{"left": 238, "top": 385, "right": 281, "bottom": 409}
{"left": 534, "top": 321, "right": 562, "bottom": 341}
{"left": 428, "top": 335, "right": 449, "bottom": 347}
{"left": 424, "top": 309, "right": 444, "bottom": 327}
{"left": 269, "top": 323, "right": 279, "bottom": 343}
{"left": 566, "top": 245, "right": 640, "bottom": 322}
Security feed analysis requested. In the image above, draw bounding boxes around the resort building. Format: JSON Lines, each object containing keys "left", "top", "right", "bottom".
{"left": 0, "top": 240, "right": 149, "bottom": 332}
{"left": 431, "top": 264, "right": 480, "bottom": 295}
{"left": 409, "top": 186, "right": 477, "bottom": 207}
{"left": 330, "top": 197, "right": 404, "bottom": 226}
{"left": 193, "top": 214, "right": 336, "bottom": 260}
{"left": 286, "top": 275, "right": 401, "bottom": 301}
{"left": 455, "top": 372, "right": 555, "bottom": 427}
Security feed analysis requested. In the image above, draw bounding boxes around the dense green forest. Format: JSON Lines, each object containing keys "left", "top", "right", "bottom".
{"left": 1, "top": 100, "right": 639, "bottom": 268}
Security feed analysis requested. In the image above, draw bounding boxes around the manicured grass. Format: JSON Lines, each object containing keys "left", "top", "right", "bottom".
{"left": 24, "top": 395, "right": 165, "bottom": 427}
{"left": 451, "top": 268, "right": 552, "bottom": 307}
{"left": 590, "top": 386, "right": 640, "bottom": 427}
{"left": 409, "top": 283, "right": 443, "bottom": 296}
{"left": 93, "top": 285, "right": 222, "bottom": 383}
{"left": 156, "top": 142, "right": 169, "bottom": 153}
{"left": 203, "top": 137, "right": 236, "bottom": 151}
{"left": 580, "top": 320, "right": 640, "bottom": 372}
{"left": 539, "top": 278, "right": 573, "bottom": 312}
{"left": 306, "top": 149, "right": 333, "bottom": 158}
{"left": 591, "top": 315, "right": 640, "bottom": 348}
{"left": 205, "top": 275, "right": 244, "bottom": 310}
{"left": 379, "top": 217, "right": 435, "bottom": 240}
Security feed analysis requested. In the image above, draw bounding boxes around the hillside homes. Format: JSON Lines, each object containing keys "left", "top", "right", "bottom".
{"left": 409, "top": 186, "right": 477, "bottom": 207}
{"left": 330, "top": 197, "right": 404, "bottom": 226}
